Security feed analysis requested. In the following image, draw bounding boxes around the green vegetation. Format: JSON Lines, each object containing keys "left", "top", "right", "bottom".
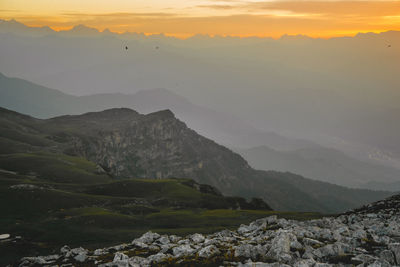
{"left": 4, "top": 106, "right": 379, "bottom": 265}
{"left": 0, "top": 106, "right": 393, "bottom": 215}
{"left": 0, "top": 152, "right": 110, "bottom": 184}
{"left": 0, "top": 152, "right": 322, "bottom": 265}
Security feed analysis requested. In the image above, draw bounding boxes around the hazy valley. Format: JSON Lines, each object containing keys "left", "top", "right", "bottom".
{"left": 1, "top": 19, "right": 400, "bottom": 171}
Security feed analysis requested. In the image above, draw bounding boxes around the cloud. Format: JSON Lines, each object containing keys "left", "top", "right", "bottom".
{"left": 197, "top": 5, "right": 236, "bottom": 10}
{"left": 242, "top": 1, "right": 400, "bottom": 17}
{"left": 204, "top": 0, "right": 244, "bottom": 2}
{"left": 0, "top": 9, "right": 21, "bottom": 13}
{"left": 2, "top": 1, "right": 400, "bottom": 37}
{"left": 61, "top": 12, "right": 179, "bottom": 18}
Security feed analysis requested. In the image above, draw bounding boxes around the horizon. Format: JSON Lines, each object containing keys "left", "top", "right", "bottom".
{"left": 1, "top": 0, "right": 400, "bottom": 38}
{"left": 2, "top": 18, "right": 400, "bottom": 40}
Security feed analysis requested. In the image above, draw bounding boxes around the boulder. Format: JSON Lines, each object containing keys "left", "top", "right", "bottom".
{"left": 157, "top": 235, "right": 170, "bottom": 245}
{"left": 0, "top": 233, "right": 10, "bottom": 240}
{"left": 389, "top": 243, "right": 400, "bottom": 264}
{"left": 379, "top": 249, "right": 395, "bottom": 265}
{"left": 135, "top": 231, "right": 160, "bottom": 244}
{"left": 190, "top": 233, "right": 205, "bottom": 243}
{"left": 112, "top": 252, "right": 129, "bottom": 267}
{"left": 266, "top": 230, "right": 297, "bottom": 262}
{"left": 234, "top": 244, "right": 254, "bottom": 258}
{"left": 74, "top": 253, "right": 87, "bottom": 263}
{"left": 94, "top": 248, "right": 108, "bottom": 256}
{"left": 198, "top": 245, "right": 220, "bottom": 258}
{"left": 148, "top": 252, "right": 169, "bottom": 263}
{"left": 172, "top": 244, "right": 196, "bottom": 258}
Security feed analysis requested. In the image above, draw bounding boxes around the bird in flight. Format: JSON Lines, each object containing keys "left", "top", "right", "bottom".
{"left": 125, "top": 46, "right": 128, "bottom": 50}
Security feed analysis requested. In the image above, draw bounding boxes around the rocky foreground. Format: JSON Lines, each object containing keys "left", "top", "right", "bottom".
{"left": 18, "top": 195, "right": 400, "bottom": 267}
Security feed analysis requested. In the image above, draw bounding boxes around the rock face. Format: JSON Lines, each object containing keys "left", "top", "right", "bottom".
{"left": 18, "top": 194, "right": 400, "bottom": 266}
{"left": 0, "top": 107, "right": 392, "bottom": 212}
{"left": 47, "top": 108, "right": 251, "bottom": 190}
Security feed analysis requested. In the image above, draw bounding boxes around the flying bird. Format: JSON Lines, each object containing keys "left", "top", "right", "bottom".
{"left": 125, "top": 46, "right": 128, "bottom": 50}
{"left": 155, "top": 46, "right": 159, "bottom": 50}
{"left": 384, "top": 39, "right": 391, "bottom": 48}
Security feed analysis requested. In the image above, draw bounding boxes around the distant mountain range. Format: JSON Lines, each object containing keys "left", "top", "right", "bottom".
{"left": 1, "top": 19, "right": 399, "bottom": 171}
{"left": 0, "top": 106, "right": 392, "bottom": 213}
{"left": 2, "top": 72, "right": 400, "bottom": 191}
{"left": 0, "top": 72, "right": 313, "bottom": 151}
{"left": 235, "top": 146, "right": 400, "bottom": 191}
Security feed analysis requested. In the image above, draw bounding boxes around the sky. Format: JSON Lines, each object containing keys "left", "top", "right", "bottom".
{"left": 1, "top": 0, "right": 400, "bottom": 38}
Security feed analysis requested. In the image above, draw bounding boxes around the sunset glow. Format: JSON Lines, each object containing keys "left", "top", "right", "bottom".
{"left": 1, "top": 0, "right": 400, "bottom": 37}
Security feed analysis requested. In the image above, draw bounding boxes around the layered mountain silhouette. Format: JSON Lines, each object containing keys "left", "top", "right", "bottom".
{"left": 0, "top": 72, "right": 313, "bottom": 151}
{"left": 236, "top": 146, "right": 400, "bottom": 191}
{"left": 0, "top": 20, "right": 400, "bottom": 166}
{"left": 0, "top": 107, "right": 392, "bottom": 213}
{"left": 2, "top": 72, "right": 400, "bottom": 191}
{"left": 1, "top": 19, "right": 399, "bottom": 169}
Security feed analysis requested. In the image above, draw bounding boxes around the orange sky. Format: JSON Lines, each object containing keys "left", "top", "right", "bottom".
{"left": 1, "top": 0, "right": 400, "bottom": 38}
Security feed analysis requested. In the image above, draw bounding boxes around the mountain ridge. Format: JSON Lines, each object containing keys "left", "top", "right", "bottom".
{"left": 3, "top": 72, "right": 400, "bottom": 191}
{"left": 0, "top": 106, "right": 392, "bottom": 213}
{"left": 2, "top": 19, "right": 399, "bottom": 171}
{"left": 236, "top": 145, "right": 400, "bottom": 191}
{"left": 1, "top": 19, "right": 399, "bottom": 40}
{"left": 0, "top": 72, "right": 315, "bottom": 151}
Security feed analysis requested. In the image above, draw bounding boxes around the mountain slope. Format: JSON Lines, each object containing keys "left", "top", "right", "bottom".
{"left": 236, "top": 146, "right": 400, "bottom": 190}
{"left": 0, "top": 72, "right": 313, "bottom": 151}
{"left": 1, "top": 21, "right": 400, "bottom": 171}
{"left": 0, "top": 72, "right": 81, "bottom": 117}
{"left": 0, "top": 165, "right": 282, "bottom": 266}
{"left": 0, "top": 107, "right": 392, "bottom": 213}
{"left": 5, "top": 72, "right": 400, "bottom": 190}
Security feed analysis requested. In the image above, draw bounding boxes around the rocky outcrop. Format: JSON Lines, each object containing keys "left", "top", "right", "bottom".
{"left": 48, "top": 108, "right": 252, "bottom": 193}
{"left": 18, "top": 194, "right": 400, "bottom": 266}
{"left": 345, "top": 193, "right": 400, "bottom": 216}
{"left": 0, "top": 107, "right": 392, "bottom": 213}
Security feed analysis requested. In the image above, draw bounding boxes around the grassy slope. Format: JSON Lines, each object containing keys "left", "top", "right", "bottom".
{"left": 252, "top": 170, "right": 392, "bottom": 213}
{"left": 0, "top": 107, "right": 386, "bottom": 264}
{"left": 0, "top": 152, "right": 111, "bottom": 184}
{"left": 0, "top": 107, "right": 393, "bottom": 214}
{"left": 0, "top": 153, "right": 322, "bottom": 265}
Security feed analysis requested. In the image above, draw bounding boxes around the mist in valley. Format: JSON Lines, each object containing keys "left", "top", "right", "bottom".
{"left": 1, "top": 19, "right": 400, "bottom": 175}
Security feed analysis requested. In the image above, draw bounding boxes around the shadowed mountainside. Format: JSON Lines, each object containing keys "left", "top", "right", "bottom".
{"left": 2, "top": 72, "right": 400, "bottom": 192}
{"left": 1, "top": 20, "right": 400, "bottom": 170}
{"left": 0, "top": 72, "right": 313, "bottom": 151}
{"left": 235, "top": 146, "right": 400, "bottom": 191}
{"left": 0, "top": 107, "right": 392, "bottom": 213}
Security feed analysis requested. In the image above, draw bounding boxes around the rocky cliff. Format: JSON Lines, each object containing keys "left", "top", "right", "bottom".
{"left": 44, "top": 108, "right": 252, "bottom": 193}
{"left": 0, "top": 107, "right": 392, "bottom": 212}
